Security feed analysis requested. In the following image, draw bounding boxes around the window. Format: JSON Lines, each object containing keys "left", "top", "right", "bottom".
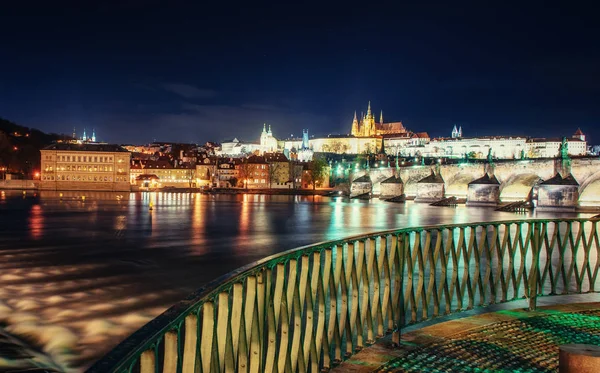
{"left": 78, "top": 156, "right": 81, "bottom": 162}
{"left": 67, "top": 166, "right": 70, "bottom": 171}
{"left": 83, "top": 156, "right": 87, "bottom": 162}
{"left": 94, "top": 156, "right": 98, "bottom": 162}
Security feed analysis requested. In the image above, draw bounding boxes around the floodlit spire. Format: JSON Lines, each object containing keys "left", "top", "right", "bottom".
{"left": 458, "top": 126, "right": 462, "bottom": 137}
{"left": 83, "top": 128, "right": 87, "bottom": 141}
{"left": 380, "top": 110, "right": 383, "bottom": 124}
{"left": 263, "top": 123, "right": 267, "bottom": 133}
{"left": 268, "top": 124, "right": 272, "bottom": 134}
{"left": 367, "top": 101, "right": 372, "bottom": 117}
{"left": 92, "top": 128, "right": 96, "bottom": 142}
{"left": 351, "top": 111, "right": 359, "bottom": 136}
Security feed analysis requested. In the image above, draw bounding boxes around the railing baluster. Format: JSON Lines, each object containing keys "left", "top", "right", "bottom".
{"left": 140, "top": 349, "right": 156, "bottom": 373}
{"left": 182, "top": 314, "right": 198, "bottom": 373}
{"left": 163, "top": 331, "right": 178, "bottom": 373}
{"left": 87, "top": 218, "right": 600, "bottom": 373}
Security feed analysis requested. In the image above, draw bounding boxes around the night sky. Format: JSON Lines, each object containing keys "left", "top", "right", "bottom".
{"left": 1, "top": 1, "right": 598, "bottom": 145}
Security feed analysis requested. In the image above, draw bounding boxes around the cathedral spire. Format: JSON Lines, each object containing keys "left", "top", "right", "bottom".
{"left": 351, "top": 111, "right": 359, "bottom": 136}
{"left": 262, "top": 123, "right": 267, "bottom": 133}
{"left": 380, "top": 110, "right": 383, "bottom": 124}
{"left": 367, "top": 101, "right": 372, "bottom": 117}
{"left": 268, "top": 124, "right": 272, "bottom": 134}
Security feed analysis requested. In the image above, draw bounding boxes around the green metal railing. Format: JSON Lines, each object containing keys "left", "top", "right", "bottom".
{"left": 87, "top": 218, "right": 599, "bottom": 373}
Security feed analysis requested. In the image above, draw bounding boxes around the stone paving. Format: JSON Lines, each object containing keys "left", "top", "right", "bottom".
{"left": 333, "top": 297, "right": 600, "bottom": 373}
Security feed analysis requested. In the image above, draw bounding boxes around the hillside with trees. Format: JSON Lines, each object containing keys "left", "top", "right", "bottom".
{"left": 0, "top": 117, "right": 69, "bottom": 177}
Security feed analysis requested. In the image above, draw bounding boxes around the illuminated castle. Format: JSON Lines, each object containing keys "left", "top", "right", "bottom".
{"left": 350, "top": 101, "right": 406, "bottom": 137}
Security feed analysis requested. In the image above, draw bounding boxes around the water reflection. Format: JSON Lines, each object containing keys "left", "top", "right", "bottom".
{"left": 0, "top": 190, "right": 593, "bottom": 371}
{"left": 28, "top": 204, "right": 43, "bottom": 239}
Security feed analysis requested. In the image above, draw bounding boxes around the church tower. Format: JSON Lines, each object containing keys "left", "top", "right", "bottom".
{"left": 82, "top": 128, "right": 87, "bottom": 141}
{"left": 260, "top": 123, "right": 268, "bottom": 147}
{"left": 452, "top": 125, "right": 458, "bottom": 138}
{"left": 92, "top": 128, "right": 96, "bottom": 142}
{"left": 302, "top": 129, "right": 309, "bottom": 150}
{"left": 380, "top": 110, "right": 383, "bottom": 124}
{"left": 351, "top": 111, "right": 359, "bottom": 136}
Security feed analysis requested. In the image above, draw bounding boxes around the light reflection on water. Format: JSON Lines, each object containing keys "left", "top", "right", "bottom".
{"left": 0, "top": 190, "right": 592, "bottom": 370}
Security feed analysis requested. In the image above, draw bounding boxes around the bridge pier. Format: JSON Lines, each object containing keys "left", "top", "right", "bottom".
{"left": 537, "top": 174, "right": 579, "bottom": 212}
{"left": 466, "top": 173, "right": 500, "bottom": 207}
{"left": 415, "top": 171, "right": 445, "bottom": 203}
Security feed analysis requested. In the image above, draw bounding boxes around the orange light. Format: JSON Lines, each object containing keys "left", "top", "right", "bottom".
{"left": 13, "top": 146, "right": 17, "bottom": 151}
{"left": 34, "top": 172, "right": 40, "bottom": 178}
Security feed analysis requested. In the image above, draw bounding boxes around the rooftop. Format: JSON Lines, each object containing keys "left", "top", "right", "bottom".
{"left": 468, "top": 173, "right": 500, "bottom": 185}
{"left": 43, "top": 143, "right": 129, "bottom": 152}
{"left": 418, "top": 171, "right": 444, "bottom": 183}
{"left": 540, "top": 173, "right": 580, "bottom": 186}
{"left": 381, "top": 175, "right": 403, "bottom": 184}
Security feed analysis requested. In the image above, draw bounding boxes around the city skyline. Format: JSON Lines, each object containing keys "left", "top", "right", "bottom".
{"left": 1, "top": 2, "right": 599, "bottom": 144}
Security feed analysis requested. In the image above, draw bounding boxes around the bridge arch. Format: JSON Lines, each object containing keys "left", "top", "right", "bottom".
{"left": 578, "top": 169, "right": 600, "bottom": 206}
{"left": 499, "top": 173, "right": 542, "bottom": 202}
{"left": 445, "top": 172, "right": 480, "bottom": 198}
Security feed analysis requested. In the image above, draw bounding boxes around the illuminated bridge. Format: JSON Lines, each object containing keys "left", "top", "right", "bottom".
{"left": 88, "top": 218, "right": 599, "bottom": 373}
{"left": 359, "top": 156, "right": 600, "bottom": 205}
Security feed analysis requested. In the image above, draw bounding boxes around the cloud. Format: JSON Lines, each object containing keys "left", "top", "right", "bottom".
{"left": 162, "top": 83, "right": 217, "bottom": 99}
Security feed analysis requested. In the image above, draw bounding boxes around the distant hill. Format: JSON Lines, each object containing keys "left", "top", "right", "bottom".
{"left": 0, "top": 117, "right": 70, "bottom": 176}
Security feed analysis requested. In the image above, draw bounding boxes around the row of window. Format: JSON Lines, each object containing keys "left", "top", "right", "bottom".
{"left": 42, "top": 175, "right": 128, "bottom": 182}
{"left": 43, "top": 155, "right": 115, "bottom": 163}
{"left": 45, "top": 165, "right": 115, "bottom": 172}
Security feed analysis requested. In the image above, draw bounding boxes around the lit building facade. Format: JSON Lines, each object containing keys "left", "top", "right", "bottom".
{"left": 40, "top": 143, "right": 131, "bottom": 191}
{"left": 130, "top": 160, "right": 196, "bottom": 188}
{"left": 218, "top": 124, "right": 279, "bottom": 157}
{"left": 350, "top": 102, "right": 406, "bottom": 137}
{"left": 399, "top": 128, "right": 588, "bottom": 159}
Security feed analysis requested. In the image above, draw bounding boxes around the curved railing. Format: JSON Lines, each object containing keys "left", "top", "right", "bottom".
{"left": 88, "top": 218, "right": 599, "bottom": 373}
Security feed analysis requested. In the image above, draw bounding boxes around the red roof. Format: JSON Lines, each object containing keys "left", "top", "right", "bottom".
{"left": 574, "top": 128, "right": 584, "bottom": 136}
{"left": 412, "top": 132, "right": 430, "bottom": 139}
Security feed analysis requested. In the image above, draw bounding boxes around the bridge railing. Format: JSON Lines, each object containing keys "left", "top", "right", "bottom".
{"left": 87, "top": 218, "right": 599, "bottom": 373}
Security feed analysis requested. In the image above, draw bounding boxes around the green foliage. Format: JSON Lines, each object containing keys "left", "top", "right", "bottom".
{"left": 308, "top": 156, "right": 328, "bottom": 190}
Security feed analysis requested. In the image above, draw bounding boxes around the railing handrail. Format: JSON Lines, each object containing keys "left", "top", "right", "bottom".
{"left": 87, "top": 217, "right": 599, "bottom": 373}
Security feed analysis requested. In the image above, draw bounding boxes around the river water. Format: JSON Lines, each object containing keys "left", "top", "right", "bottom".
{"left": 0, "top": 190, "right": 589, "bottom": 371}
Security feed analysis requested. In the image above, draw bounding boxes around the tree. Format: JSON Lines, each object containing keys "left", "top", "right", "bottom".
{"left": 228, "top": 177, "right": 238, "bottom": 188}
{"left": 267, "top": 161, "right": 283, "bottom": 188}
{"left": 290, "top": 162, "right": 303, "bottom": 189}
{"left": 238, "top": 158, "right": 251, "bottom": 189}
{"left": 186, "top": 166, "right": 195, "bottom": 187}
{"left": 308, "top": 157, "right": 328, "bottom": 190}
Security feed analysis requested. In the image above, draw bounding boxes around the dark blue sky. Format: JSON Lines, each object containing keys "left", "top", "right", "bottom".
{"left": 1, "top": 1, "right": 598, "bottom": 144}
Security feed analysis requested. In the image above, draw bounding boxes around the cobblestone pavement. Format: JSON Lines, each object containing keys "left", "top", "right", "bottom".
{"left": 333, "top": 301, "right": 600, "bottom": 373}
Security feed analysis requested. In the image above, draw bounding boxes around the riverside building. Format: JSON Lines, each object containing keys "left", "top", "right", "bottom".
{"left": 40, "top": 143, "right": 131, "bottom": 191}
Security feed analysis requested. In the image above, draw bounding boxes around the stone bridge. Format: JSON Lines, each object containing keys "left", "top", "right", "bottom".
{"left": 351, "top": 157, "right": 600, "bottom": 206}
